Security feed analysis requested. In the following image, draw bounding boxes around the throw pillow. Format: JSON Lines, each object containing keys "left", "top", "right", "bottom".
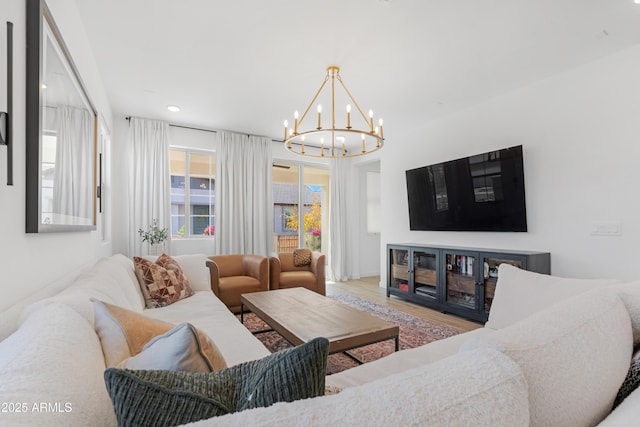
{"left": 92, "top": 299, "right": 226, "bottom": 371}
{"left": 485, "top": 263, "right": 621, "bottom": 330}
{"left": 613, "top": 347, "right": 640, "bottom": 409}
{"left": 293, "top": 248, "right": 312, "bottom": 267}
{"left": 134, "top": 254, "right": 195, "bottom": 308}
{"left": 461, "top": 292, "right": 631, "bottom": 426}
{"left": 118, "top": 323, "right": 221, "bottom": 372}
{"left": 104, "top": 337, "right": 329, "bottom": 426}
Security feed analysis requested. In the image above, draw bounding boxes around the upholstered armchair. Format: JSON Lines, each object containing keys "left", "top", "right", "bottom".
{"left": 269, "top": 251, "right": 326, "bottom": 296}
{"left": 206, "top": 254, "right": 268, "bottom": 313}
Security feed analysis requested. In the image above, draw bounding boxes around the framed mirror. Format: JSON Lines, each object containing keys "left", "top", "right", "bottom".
{"left": 26, "top": 0, "right": 97, "bottom": 233}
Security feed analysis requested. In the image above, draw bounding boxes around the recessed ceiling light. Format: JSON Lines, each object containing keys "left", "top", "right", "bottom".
{"left": 167, "top": 105, "right": 180, "bottom": 112}
{"left": 636, "top": 0, "right": 640, "bottom": 4}
{"left": 41, "top": 83, "right": 47, "bottom": 89}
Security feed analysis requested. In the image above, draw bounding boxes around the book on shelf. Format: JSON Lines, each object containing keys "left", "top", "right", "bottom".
{"left": 447, "top": 254, "right": 475, "bottom": 276}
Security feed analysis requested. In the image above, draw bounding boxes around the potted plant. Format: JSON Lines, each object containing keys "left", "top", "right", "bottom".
{"left": 138, "top": 219, "right": 169, "bottom": 255}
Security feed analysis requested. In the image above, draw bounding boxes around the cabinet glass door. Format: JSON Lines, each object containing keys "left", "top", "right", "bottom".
{"left": 412, "top": 251, "right": 437, "bottom": 299}
{"left": 389, "top": 248, "right": 410, "bottom": 293}
{"left": 481, "top": 256, "right": 523, "bottom": 313}
{"left": 444, "top": 252, "right": 477, "bottom": 309}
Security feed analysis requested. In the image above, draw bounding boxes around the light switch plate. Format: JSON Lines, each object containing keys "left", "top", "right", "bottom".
{"left": 591, "top": 221, "right": 622, "bottom": 236}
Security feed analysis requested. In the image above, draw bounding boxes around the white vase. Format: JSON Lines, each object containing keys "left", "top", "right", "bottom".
{"left": 148, "top": 243, "right": 165, "bottom": 256}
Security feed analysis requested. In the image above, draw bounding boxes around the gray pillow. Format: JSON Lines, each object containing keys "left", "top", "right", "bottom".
{"left": 104, "top": 337, "right": 329, "bottom": 426}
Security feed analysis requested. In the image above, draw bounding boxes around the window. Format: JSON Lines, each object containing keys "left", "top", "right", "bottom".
{"left": 170, "top": 149, "right": 216, "bottom": 238}
{"left": 272, "top": 163, "right": 328, "bottom": 253}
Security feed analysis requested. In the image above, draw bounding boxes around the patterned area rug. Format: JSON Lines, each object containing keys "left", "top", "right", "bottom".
{"left": 238, "top": 294, "right": 464, "bottom": 375}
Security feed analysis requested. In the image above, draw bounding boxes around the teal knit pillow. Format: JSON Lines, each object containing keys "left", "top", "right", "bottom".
{"left": 104, "top": 337, "right": 329, "bottom": 426}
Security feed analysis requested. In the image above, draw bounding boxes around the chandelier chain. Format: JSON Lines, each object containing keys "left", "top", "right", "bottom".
{"left": 336, "top": 74, "right": 369, "bottom": 126}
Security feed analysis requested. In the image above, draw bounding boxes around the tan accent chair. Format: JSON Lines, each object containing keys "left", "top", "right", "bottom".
{"left": 206, "top": 254, "right": 268, "bottom": 313}
{"left": 269, "top": 252, "right": 326, "bottom": 296}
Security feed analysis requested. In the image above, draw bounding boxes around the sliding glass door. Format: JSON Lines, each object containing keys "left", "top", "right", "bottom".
{"left": 272, "top": 162, "right": 329, "bottom": 253}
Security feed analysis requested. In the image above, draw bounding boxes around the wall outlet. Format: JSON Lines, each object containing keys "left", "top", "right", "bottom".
{"left": 591, "top": 221, "right": 622, "bottom": 236}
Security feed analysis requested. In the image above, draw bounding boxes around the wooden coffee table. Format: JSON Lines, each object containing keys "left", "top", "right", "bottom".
{"left": 240, "top": 287, "right": 399, "bottom": 360}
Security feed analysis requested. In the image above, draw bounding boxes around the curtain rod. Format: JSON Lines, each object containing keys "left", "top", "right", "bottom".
{"left": 124, "top": 116, "right": 283, "bottom": 142}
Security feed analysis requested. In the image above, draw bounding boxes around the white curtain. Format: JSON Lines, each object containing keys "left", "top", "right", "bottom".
{"left": 126, "top": 118, "right": 170, "bottom": 256}
{"left": 215, "top": 131, "right": 273, "bottom": 256}
{"left": 52, "top": 106, "right": 93, "bottom": 222}
{"left": 329, "top": 158, "right": 351, "bottom": 281}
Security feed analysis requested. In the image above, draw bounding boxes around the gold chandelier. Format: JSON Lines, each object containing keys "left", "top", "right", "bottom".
{"left": 282, "top": 66, "right": 384, "bottom": 158}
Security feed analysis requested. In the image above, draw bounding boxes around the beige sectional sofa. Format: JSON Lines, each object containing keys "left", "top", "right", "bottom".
{"left": 1, "top": 254, "right": 639, "bottom": 426}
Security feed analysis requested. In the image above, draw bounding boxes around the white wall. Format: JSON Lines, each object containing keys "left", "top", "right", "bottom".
{"left": 0, "top": 0, "right": 114, "bottom": 312}
{"left": 111, "top": 118, "right": 128, "bottom": 255}
{"left": 381, "top": 44, "right": 640, "bottom": 281}
{"left": 356, "top": 161, "right": 381, "bottom": 278}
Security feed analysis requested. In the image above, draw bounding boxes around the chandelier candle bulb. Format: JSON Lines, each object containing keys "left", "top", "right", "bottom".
{"left": 317, "top": 105, "right": 322, "bottom": 129}
{"left": 369, "top": 109, "right": 374, "bottom": 132}
{"left": 361, "top": 133, "right": 365, "bottom": 153}
{"left": 301, "top": 135, "right": 305, "bottom": 154}
{"left": 321, "top": 138, "right": 325, "bottom": 157}
{"left": 283, "top": 120, "right": 288, "bottom": 141}
{"left": 294, "top": 111, "right": 299, "bottom": 134}
{"left": 379, "top": 118, "right": 384, "bottom": 139}
{"left": 346, "top": 104, "right": 352, "bottom": 129}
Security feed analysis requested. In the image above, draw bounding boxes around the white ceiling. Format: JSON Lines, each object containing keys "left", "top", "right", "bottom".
{"left": 74, "top": 0, "right": 640, "bottom": 140}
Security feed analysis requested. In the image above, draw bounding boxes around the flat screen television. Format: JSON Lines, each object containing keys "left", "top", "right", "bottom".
{"left": 406, "top": 145, "right": 527, "bottom": 232}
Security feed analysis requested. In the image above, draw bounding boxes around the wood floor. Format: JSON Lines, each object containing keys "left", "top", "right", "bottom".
{"left": 326, "top": 276, "right": 481, "bottom": 332}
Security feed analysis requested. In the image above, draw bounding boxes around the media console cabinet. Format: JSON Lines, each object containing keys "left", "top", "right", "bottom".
{"left": 387, "top": 244, "right": 550, "bottom": 323}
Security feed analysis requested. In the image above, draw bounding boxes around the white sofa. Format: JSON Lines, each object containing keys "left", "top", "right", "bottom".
{"left": 1, "top": 254, "right": 640, "bottom": 426}
{"left": 0, "top": 254, "right": 270, "bottom": 426}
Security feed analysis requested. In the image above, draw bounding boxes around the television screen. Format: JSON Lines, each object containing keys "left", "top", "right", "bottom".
{"left": 406, "top": 145, "right": 527, "bottom": 232}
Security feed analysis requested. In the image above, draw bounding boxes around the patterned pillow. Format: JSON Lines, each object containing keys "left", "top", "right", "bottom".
{"left": 613, "top": 347, "right": 640, "bottom": 409}
{"left": 104, "top": 337, "right": 329, "bottom": 426}
{"left": 293, "top": 248, "right": 312, "bottom": 267}
{"left": 134, "top": 254, "right": 194, "bottom": 308}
